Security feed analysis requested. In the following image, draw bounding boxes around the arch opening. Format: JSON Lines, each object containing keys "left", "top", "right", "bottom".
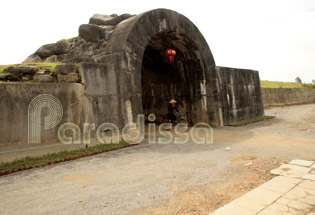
{"left": 141, "top": 30, "right": 207, "bottom": 124}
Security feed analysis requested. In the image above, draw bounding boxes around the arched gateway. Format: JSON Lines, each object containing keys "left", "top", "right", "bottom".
{"left": 0, "top": 9, "right": 264, "bottom": 144}
{"left": 99, "top": 9, "right": 218, "bottom": 125}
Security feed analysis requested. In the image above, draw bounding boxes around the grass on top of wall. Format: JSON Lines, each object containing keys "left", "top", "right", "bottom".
{"left": 0, "top": 62, "right": 66, "bottom": 74}
{"left": 0, "top": 64, "right": 16, "bottom": 72}
{"left": 260, "top": 80, "right": 303, "bottom": 88}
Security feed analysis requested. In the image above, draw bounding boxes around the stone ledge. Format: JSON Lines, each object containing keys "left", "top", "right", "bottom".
{"left": 289, "top": 159, "right": 314, "bottom": 167}
{"left": 209, "top": 160, "right": 315, "bottom": 215}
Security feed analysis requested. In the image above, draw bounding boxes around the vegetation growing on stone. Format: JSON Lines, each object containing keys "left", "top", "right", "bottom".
{"left": 302, "top": 83, "right": 315, "bottom": 89}
{"left": 261, "top": 80, "right": 315, "bottom": 89}
{"left": 0, "top": 64, "right": 16, "bottom": 73}
{"left": 0, "top": 62, "right": 79, "bottom": 83}
{"left": 0, "top": 62, "right": 64, "bottom": 73}
{"left": 260, "top": 80, "right": 303, "bottom": 88}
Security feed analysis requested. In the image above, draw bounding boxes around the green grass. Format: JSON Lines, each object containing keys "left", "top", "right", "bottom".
{"left": 0, "top": 141, "right": 132, "bottom": 174}
{"left": 260, "top": 80, "right": 303, "bottom": 88}
{"left": 302, "top": 83, "right": 315, "bottom": 89}
{"left": 228, "top": 115, "right": 274, "bottom": 126}
{"left": 22, "top": 62, "right": 66, "bottom": 73}
{"left": 0, "top": 64, "right": 16, "bottom": 73}
{"left": 0, "top": 62, "right": 66, "bottom": 73}
{"left": 0, "top": 62, "right": 76, "bottom": 84}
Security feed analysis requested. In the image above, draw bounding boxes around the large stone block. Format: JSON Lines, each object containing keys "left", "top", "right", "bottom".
{"left": 54, "top": 64, "right": 76, "bottom": 75}
{"left": 79, "top": 24, "right": 105, "bottom": 42}
{"left": 35, "top": 74, "right": 54, "bottom": 83}
{"left": 89, "top": 14, "right": 115, "bottom": 25}
{"left": 35, "top": 40, "right": 70, "bottom": 58}
{"left": 89, "top": 13, "right": 134, "bottom": 26}
{"left": 0, "top": 83, "right": 87, "bottom": 145}
{"left": 78, "top": 62, "right": 117, "bottom": 96}
{"left": 57, "top": 73, "right": 80, "bottom": 83}
{"left": 4, "top": 65, "right": 37, "bottom": 75}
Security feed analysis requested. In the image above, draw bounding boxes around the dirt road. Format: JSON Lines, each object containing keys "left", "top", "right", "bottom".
{"left": 0, "top": 104, "right": 314, "bottom": 215}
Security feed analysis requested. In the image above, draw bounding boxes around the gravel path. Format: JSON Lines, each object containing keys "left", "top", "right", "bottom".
{"left": 0, "top": 104, "right": 315, "bottom": 215}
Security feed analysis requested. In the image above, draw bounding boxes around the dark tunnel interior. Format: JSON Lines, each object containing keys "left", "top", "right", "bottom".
{"left": 141, "top": 30, "right": 207, "bottom": 123}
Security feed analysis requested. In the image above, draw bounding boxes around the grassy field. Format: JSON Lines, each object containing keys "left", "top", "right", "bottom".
{"left": 260, "top": 80, "right": 303, "bottom": 88}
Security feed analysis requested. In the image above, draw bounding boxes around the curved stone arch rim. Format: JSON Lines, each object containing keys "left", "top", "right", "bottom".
{"left": 104, "top": 8, "right": 216, "bottom": 74}
{"left": 100, "top": 8, "right": 221, "bottom": 124}
{"left": 128, "top": 8, "right": 216, "bottom": 71}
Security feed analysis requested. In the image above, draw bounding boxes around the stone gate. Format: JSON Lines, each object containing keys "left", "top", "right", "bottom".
{"left": 0, "top": 9, "right": 264, "bottom": 144}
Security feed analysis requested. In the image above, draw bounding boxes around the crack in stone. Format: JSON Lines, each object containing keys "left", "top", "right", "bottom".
{"left": 256, "top": 180, "right": 304, "bottom": 215}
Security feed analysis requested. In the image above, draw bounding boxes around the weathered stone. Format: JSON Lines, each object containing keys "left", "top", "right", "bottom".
{"left": 21, "top": 74, "right": 34, "bottom": 81}
{"left": 0, "top": 84, "right": 87, "bottom": 144}
{"left": 89, "top": 14, "right": 114, "bottom": 25}
{"left": 258, "top": 203, "right": 289, "bottom": 215}
{"left": 262, "top": 88, "right": 315, "bottom": 106}
{"left": 104, "top": 31, "right": 113, "bottom": 40}
{"left": 79, "top": 24, "right": 105, "bottom": 42}
{"left": 45, "top": 55, "right": 58, "bottom": 62}
{"left": 39, "top": 66, "right": 52, "bottom": 70}
{"left": 54, "top": 41, "right": 71, "bottom": 55}
{"left": 302, "top": 174, "right": 315, "bottom": 181}
{"left": 271, "top": 164, "right": 311, "bottom": 178}
{"left": 286, "top": 200, "right": 313, "bottom": 213}
{"left": 289, "top": 160, "right": 314, "bottom": 167}
{"left": 72, "top": 57, "right": 95, "bottom": 63}
{"left": 35, "top": 69, "right": 45, "bottom": 75}
{"left": 78, "top": 62, "right": 116, "bottom": 95}
{"left": 37, "top": 66, "right": 52, "bottom": 75}
{"left": 57, "top": 73, "right": 79, "bottom": 83}
{"left": 23, "top": 55, "right": 42, "bottom": 63}
{"left": 35, "top": 40, "right": 70, "bottom": 58}
{"left": 0, "top": 73, "right": 12, "bottom": 81}
{"left": 258, "top": 176, "right": 302, "bottom": 193}
{"left": 35, "top": 74, "right": 54, "bottom": 83}
{"left": 298, "top": 180, "right": 315, "bottom": 190}
{"left": 54, "top": 64, "right": 76, "bottom": 75}
{"left": 99, "top": 25, "right": 115, "bottom": 31}
{"left": 4, "top": 66, "right": 37, "bottom": 75}
{"left": 89, "top": 13, "right": 133, "bottom": 25}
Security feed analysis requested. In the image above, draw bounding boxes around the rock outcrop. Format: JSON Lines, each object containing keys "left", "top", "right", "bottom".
{"left": 35, "top": 40, "right": 71, "bottom": 58}
{"left": 23, "top": 13, "right": 135, "bottom": 64}
{"left": 89, "top": 13, "right": 133, "bottom": 25}
{"left": 0, "top": 64, "right": 80, "bottom": 83}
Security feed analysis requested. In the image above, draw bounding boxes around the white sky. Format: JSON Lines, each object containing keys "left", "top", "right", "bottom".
{"left": 1, "top": 0, "right": 314, "bottom": 82}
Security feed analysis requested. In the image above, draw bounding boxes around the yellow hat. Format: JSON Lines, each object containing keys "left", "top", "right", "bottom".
{"left": 169, "top": 99, "right": 177, "bottom": 103}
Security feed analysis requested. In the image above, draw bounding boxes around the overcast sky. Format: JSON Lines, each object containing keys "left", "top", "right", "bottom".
{"left": 1, "top": 0, "right": 314, "bottom": 82}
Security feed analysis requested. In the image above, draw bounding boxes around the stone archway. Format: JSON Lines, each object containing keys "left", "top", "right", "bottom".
{"left": 141, "top": 30, "right": 206, "bottom": 124}
{"left": 1, "top": 8, "right": 265, "bottom": 144}
{"left": 102, "top": 9, "right": 220, "bottom": 125}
